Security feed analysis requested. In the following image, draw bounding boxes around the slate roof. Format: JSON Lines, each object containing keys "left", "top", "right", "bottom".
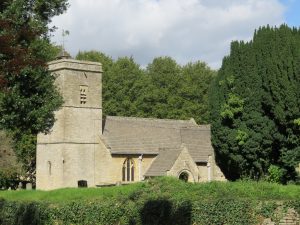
{"left": 101, "top": 116, "right": 213, "bottom": 163}
{"left": 144, "top": 147, "right": 182, "bottom": 176}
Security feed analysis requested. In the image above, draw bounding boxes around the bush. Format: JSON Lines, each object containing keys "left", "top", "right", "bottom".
{"left": 0, "top": 199, "right": 50, "bottom": 225}
{"left": 0, "top": 198, "right": 298, "bottom": 225}
{"left": 267, "top": 165, "right": 284, "bottom": 183}
{"left": 0, "top": 168, "right": 20, "bottom": 190}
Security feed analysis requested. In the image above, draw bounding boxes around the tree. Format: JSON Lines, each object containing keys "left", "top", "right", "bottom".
{"left": 0, "top": 131, "right": 22, "bottom": 189}
{"left": 210, "top": 25, "right": 300, "bottom": 182}
{"left": 76, "top": 52, "right": 216, "bottom": 124}
{"left": 140, "top": 57, "right": 215, "bottom": 123}
{"left": 181, "top": 61, "right": 216, "bottom": 124}
{"left": 0, "top": 0, "right": 68, "bottom": 183}
{"left": 76, "top": 50, "right": 113, "bottom": 74}
{"left": 104, "top": 56, "right": 145, "bottom": 117}
{"left": 143, "top": 56, "right": 183, "bottom": 119}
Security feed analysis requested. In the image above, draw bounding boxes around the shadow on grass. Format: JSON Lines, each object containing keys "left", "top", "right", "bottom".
{"left": 13, "top": 202, "right": 43, "bottom": 225}
{"left": 140, "top": 199, "right": 192, "bottom": 225}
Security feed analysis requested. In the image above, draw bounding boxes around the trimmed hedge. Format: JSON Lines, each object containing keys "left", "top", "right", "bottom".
{"left": 0, "top": 197, "right": 299, "bottom": 225}
{"left": 0, "top": 178, "right": 299, "bottom": 224}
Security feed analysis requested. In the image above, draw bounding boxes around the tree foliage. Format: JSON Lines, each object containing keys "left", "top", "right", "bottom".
{"left": 76, "top": 52, "right": 216, "bottom": 124}
{"left": 142, "top": 57, "right": 183, "bottom": 119}
{"left": 0, "top": 0, "right": 68, "bottom": 182}
{"left": 0, "top": 131, "right": 22, "bottom": 189}
{"left": 210, "top": 25, "right": 300, "bottom": 182}
{"left": 181, "top": 61, "right": 216, "bottom": 123}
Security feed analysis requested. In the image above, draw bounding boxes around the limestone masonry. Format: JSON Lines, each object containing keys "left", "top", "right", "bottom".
{"left": 36, "top": 58, "right": 225, "bottom": 190}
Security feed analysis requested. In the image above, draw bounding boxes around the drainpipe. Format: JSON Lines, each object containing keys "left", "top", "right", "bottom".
{"left": 138, "top": 154, "right": 143, "bottom": 181}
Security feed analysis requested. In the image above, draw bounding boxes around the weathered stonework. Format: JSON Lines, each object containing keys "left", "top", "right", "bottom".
{"left": 36, "top": 58, "right": 225, "bottom": 190}
{"left": 36, "top": 59, "right": 102, "bottom": 190}
{"left": 279, "top": 209, "right": 299, "bottom": 225}
{"left": 167, "top": 146, "right": 199, "bottom": 182}
{"left": 261, "top": 208, "right": 299, "bottom": 225}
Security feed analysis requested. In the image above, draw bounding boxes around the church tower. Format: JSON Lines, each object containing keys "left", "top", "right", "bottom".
{"left": 36, "top": 59, "right": 102, "bottom": 190}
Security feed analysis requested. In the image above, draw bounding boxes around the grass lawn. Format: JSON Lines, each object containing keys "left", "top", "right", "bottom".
{"left": 0, "top": 177, "right": 299, "bottom": 203}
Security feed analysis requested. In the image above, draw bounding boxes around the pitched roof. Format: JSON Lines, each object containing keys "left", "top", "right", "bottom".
{"left": 101, "top": 116, "right": 213, "bottom": 162}
{"left": 180, "top": 127, "right": 213, "bottom": 162}
{"left": 144, "top": 148, "right": 182, "bottom": 177}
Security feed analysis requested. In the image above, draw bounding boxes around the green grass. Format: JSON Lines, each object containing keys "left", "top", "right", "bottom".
{"left": 0, "top": 177, "right": 299, "bottom": 203}
{"left": 0, "top": 182, "right": 143, "bottom": 203}
{"left": 154, "top": 178, "right": 300, "bottom": 200}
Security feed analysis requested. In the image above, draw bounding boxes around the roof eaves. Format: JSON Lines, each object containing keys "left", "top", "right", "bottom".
{"left": 195, "top": 160, "right": 208, "bottom": 163}
{"left": 110, "top": 151, "right": 159, "bottom": 155}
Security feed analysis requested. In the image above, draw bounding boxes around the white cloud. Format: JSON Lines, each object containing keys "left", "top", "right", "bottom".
{"left": 50, "top": 0, "right": 285, "bottom": 69}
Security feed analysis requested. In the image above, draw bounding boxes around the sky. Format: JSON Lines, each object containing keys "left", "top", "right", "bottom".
{"left": 50, "top": 0, "right": 300, "bottom": 69}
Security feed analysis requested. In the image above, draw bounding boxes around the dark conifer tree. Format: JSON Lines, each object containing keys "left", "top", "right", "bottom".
{"left": 211, "top": 25, "right": 300, "bottom": 182}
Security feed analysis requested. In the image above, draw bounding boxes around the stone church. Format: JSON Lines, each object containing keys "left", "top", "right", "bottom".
{"left": 36, "top": 58, "right": 225, "bottom": 190}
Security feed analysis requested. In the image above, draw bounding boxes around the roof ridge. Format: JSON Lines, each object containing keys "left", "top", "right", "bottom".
{"left": 106, "top": 116, "right": 197, "bottom": 124}
{"left": 180, "top": 125, "right": 211, "bottom": 131}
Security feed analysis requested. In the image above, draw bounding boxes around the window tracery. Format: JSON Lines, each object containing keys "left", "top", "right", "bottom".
{"left": 122, "top": 158, "right": 135, "bottom": 182}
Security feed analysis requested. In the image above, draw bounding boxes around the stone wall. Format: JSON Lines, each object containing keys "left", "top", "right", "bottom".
{"left": 167, "top": 147, "right": 199, "bottom": 182}
{"left": 262, "top": 208, "right": 299, "bottom": 225}
{"left": 36, "top": 59, "right": 102, "bottom": 190}
{"left": 197, "top": 156, "right": 226, "bottom": 182}
{"left": 94, "top": 141, "right": 156, "bottom": 184}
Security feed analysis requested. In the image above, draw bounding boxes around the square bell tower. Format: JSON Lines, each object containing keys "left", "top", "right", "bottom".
{"left": 36, "top": 59, "right": 102, "bottom": 190}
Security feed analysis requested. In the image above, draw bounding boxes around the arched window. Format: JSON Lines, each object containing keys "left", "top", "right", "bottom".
{"left": 122, "top": 158, "right": 135, "bottom": 182}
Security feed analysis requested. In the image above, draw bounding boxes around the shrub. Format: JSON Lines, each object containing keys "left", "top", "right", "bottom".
{"left": 267, "top": 165, "right": 284, "bottom": 183}
{"left": 0, "top": 168, "right": 20, "bottom": 190}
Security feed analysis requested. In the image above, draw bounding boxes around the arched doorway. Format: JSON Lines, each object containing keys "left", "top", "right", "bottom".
{"left": 179, "top": 171, "right": 189, "bottom": 182}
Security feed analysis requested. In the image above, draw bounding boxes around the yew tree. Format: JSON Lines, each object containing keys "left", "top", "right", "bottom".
{"left": 210, "top": 25, "right": 300, "bottom": 183}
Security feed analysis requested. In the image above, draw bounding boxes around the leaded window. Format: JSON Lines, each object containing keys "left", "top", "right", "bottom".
{"left": 122, "top": 158, "right": 135, "bottom": 182}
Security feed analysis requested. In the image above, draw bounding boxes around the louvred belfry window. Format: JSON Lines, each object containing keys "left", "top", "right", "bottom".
{"left": 80, "top": 85, "right": 88, "bottom": 104}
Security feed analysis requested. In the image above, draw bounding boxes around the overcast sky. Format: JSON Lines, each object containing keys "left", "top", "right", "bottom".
{"left": 50, "top": 0, "right": 300, "bottom": 69}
